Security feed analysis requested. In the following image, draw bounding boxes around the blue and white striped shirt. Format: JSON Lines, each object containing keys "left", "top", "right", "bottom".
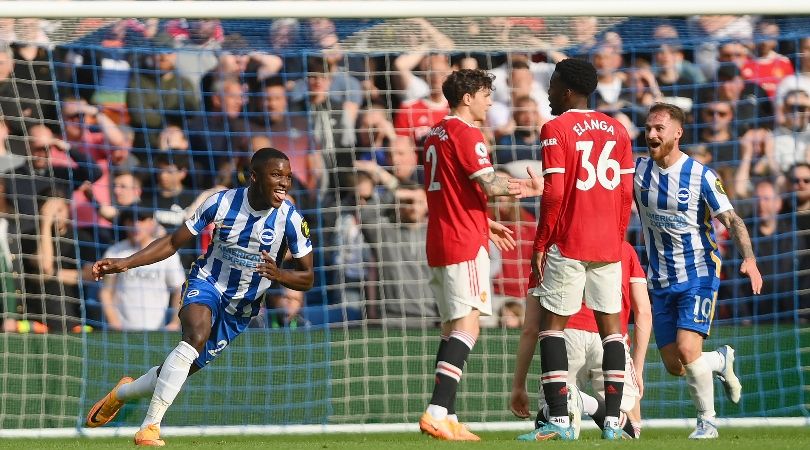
{"left": 634, "top": 154, "right": 732, "bottom": 289}
{"left": 184, "top": 188, "right": 312, "bottom": 317}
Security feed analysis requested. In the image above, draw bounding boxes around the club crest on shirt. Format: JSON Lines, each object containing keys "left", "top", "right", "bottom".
{"left": 259, "top": 229, "right": 277, "bottom": 245}
{"left": 301, "top": 219, "right": 310, "bottom": 238}
{"left": 715, "top": 178, "right": 727, "bottom": 196}
{"left": 475, "top": 142, "right": 488, "bottom": 157}
{"left": 676, "top": 188, "right": 691, "bottom": 204}
{"left": 480, "top": 291, "right": 488, "bottom": 303}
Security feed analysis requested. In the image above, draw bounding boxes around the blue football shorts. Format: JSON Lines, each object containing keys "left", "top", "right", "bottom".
{"left": 650, "top": 276, "right": 719, "bottom": 348}
{"left": 180, "top": 278, "right": 253, "bottom": 368}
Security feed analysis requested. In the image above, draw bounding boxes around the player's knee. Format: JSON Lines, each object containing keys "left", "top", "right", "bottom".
{"left": 675, "top": 341, "right": 701, "bottom": 364}
{"left": 181, "top": 331, "right": 208, "bottom": 352}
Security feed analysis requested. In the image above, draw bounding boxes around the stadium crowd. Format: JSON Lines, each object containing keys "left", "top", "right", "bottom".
{"left": 0, "top": 15, "right": 807, "bottom": 333}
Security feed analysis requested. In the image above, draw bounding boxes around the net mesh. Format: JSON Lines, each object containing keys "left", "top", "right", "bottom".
{"left": 0, "top": 9, "right": 807, "bottom": 430}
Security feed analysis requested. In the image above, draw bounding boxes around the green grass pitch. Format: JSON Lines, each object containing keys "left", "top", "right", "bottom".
{"left": 1, "top": 428, "right": 809, "bottom": 450}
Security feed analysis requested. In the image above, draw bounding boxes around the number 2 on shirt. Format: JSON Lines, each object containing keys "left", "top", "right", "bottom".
{"left": 576, "top": 140, "right": 620, "bottom": 191}
{"left": 426, "top": 144, "right": 441, "bottom": 191}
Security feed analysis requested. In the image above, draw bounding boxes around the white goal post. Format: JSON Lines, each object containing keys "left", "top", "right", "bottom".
{"left": 0, "top": 0, "right": 807, "bottom": 440}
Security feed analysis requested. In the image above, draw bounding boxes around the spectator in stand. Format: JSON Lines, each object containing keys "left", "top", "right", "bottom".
{"left": 717, "top": 40, "right": 751, "bottom": 69}
{"left": 618, "top": 62, "right": 665, "bottom": 127}
{"left": 0, "top": 45, "right": 35, "bottom": 135}
{"left": 18, "top": 194, "right": 93, "bottom": 333}
{"left": 395, "top": 51, "right": 453, "bottom": 106}
{"left": 732, "top": 128, "right": 781, "bottom": 200}
{"left": 329, "top": 170, "right": 378, "bottom": 323}
{"left": 393, "top": 56, "right": 450, "bottom": 147}
{"left": 267, "top": 18, "right": 304, "bottom": 86}
{"left": 741, "top": 180, "right": 794, "bottom": 321}
{"left": 356, "top": 102, "right": 397, "bottom": 165}
{"left": 654, "top": 41, "right": 704, "bottom": 102}
{"left": 172, "top": 19, "right": 224, "bottom": 94}
{"left": 4, "top": 123, "right": 101, "bottom": 234}
{"left": 490, "top": 53, "right": 559, "bottom": 112}
{"left": 262, "top": 287, "right": 310, "bottom": 329}
{"left": 98, "top": 171, "right": 147, "bottom": 242}
{"left": 148, "top": 153, "right": 195, "bottom": 232}
{"left": 10, "top": 24, "right": 58, "bottom": 123}
{"left": 76, "top": 19, "right": 158, "bottom": 125}
{"left": 488, "top": 60, "right": 551, "bottom": 141}
{"left": 486, "top": 170, "right": 537, "bottom": 327}
{"left": 0, "top": 116, "right": 26, "bottom": 170}
{"left": 591, "top": 43, "right": 627, "bottom": 111}
{"left": 60, "top": 98, "right": 128, "bottom": 163}
{"left": 741, "top": 21, "right": 794, "bottom": 99}
{"left": 772, "top": 90, "right": 810, "bottom": 173}
{"left": 354, "top": 135, "right": 422, "bottom": 199}
{"left": 250, "top": 76, "right": 319, "bottom": 193}
{"left": 784, "top": 163, "right": 810, "bottom": 323}
{"left": 295, "top": 56, "right": 356, "bottom": 197}
{"left": 0, "top": 180, "right": 19, "bottom": 332}
{"left": 358, "top": 184, "right": 438, "bottom": 328}
{"left": 200, "top": 34, "right": 282, "bottom": 112}
{"left": 697, "top": 100, "right": 739, "bottom": 166}
{"left": 776, "top": 37, "right": 810, "bottom": 123}
{"left": 497, "top": 300, "right": 524, "bottom": 329}
{"left": 98, "top": 209, "right": 184, "bottom": 331}
{"left": 493, "top": 96, "right": 542, "bottom": 165}
{"left": 291, "top": 49, "right": 363, "bottom": 148}
{"left": 699, "top": 63, "right": 774, "bottom": 134}
{"left": 127, "top": 32, "right": 199, "bottom": 150}
{"left": 188, "top": 76, "right": 250, "bottom": 190}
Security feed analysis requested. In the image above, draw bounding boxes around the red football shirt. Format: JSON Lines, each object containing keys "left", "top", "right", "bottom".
{"left": 533, "top": 109, "right": 634, "bottom": 262}
{"left": 741, "top": 54, "right": 794, "bottom": 98}
{"left": 565, "top": 242, "right": 647, "bottom": 335}
{"left": 394, "top": 98, "right": 450, "bottom": 145}
{"left": 493, "top": 209, "right": 537, "bottom": 297}
{"left": 424, "top": 116, "right": 494, "bottom": 267}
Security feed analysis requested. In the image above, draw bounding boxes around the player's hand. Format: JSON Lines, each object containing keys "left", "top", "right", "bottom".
{"left": 509, "top": 386, "right": 531, "bottom": 419}
{"left": 508, "top": 166, "right": 543, "bottom": 199}
{"left": 531, "top": 251, "right": 545, "bottom": 284}
{"left": 488, "top": 219, "right": 515, "bottom": 252}
{"left": 634, "top": 368, "right": 644, "bottom": 398}
{"left": 92, "top": 258, "right": 129, "bottom": 281}
{"left": 740, "top": 257, "right": 762, "bottom": 295}
{"left": 257, "top": 250, "right": 283, "bottom": 281}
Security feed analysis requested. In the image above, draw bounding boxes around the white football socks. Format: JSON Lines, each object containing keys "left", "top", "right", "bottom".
{"left": 579, "top": 390, "right": 599, "bottom": 416}
{"left": 684, "top": 356, "right": 716, "bottom": 420}
{"left": 702, "top": 350, "right": 725, "bottom": 373}
{"left": 117, "top": 366, "right": 159, "bottom": 402}
{"left": 142, "top": 341, "right": 199, "bottom": 429}
{"left": 426, "top": 404, "right": 448, "bottom": 420}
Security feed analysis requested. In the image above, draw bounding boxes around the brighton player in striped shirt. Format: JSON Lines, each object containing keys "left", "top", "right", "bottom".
{"left": 636, "top": 103, "right": 762, "bottom": 439}
{"left": 85, "top": 148, "right": 314, "bottom": 446}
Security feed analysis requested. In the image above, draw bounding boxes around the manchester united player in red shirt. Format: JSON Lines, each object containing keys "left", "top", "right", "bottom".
{"left": 418, "top": 69, "right": 519, "bottom": 441}
{"left": 511, "top": 242, "right": 651, "bottom": 440}
{"left": 513, "top": 58, "right": 635, "bottom": 440}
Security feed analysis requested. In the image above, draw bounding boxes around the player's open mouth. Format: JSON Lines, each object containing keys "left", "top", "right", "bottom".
{"left": 648, "top": 140, "right": 661, "bottom": 149}
{"left": 273, "top": 189, "right": 286, "bottom": 203}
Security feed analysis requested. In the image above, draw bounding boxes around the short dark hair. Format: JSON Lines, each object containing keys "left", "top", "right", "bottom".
{"left": 262, "top": 75, "right": 285, "bottom": 90}
{"left": 442, "top": 69, "right": 494, "bottom": 108}
{"left": 554, "top": 58, "right": 598, "bottom": 96}
{"left": 250, "top": 147, "right": 289, "bottom": 174}
{"left": 154, "top": 152, "right": 189, "bottom": 171}
{"left": 306, "top": 55, "right": 329, "bottom": 76}
{"left": 649, "top": 102, "right": 686, "bottom": 125}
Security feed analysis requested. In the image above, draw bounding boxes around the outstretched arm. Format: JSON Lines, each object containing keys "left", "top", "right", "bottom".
{"left": 716, "top": 210, "right": 763, "bottom": 294}
{"left": 510, "top": 294, "right": 541, "bottom": 418}
{"left": 92, "top": 225, "right": 194, "bottom": 280}
{"left": 474, "top": 171, "right": 513, "bottom": 198}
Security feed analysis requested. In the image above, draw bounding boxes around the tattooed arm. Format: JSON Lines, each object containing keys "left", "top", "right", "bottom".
{"left": 716, "top": 209, "right": 763, "bottom": 294}
{"left": 474, "top": 171, "right": 512, "bottom": 198}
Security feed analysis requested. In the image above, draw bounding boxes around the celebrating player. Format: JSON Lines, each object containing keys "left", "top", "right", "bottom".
{"left": 418, "top": 68, "right": 518, "bottom": 441}
{"left": 511, "top": 58, "right": 635, "bottom": 440}
{"left": 85, "top": 148, "right": 314, "bottom": 447}
{"left": 635, "top": 103, "right": 762, "bottom": 439}
{"left": 511, "top": 241, "right": 651, "bottom": 440}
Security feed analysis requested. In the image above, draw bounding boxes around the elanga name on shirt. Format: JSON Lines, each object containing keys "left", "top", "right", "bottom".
{"left": 572, "top": 118, "right": 616, "bottom": 136}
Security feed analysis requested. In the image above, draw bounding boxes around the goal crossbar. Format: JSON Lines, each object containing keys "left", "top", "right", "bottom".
{"left": 3, "top": 1, "right": 810, "bottom": 19}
